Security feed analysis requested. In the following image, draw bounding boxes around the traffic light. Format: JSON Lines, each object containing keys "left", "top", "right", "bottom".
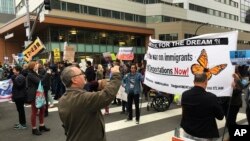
{"left": 44, "top": 0, "right": 51, "bottom": 10}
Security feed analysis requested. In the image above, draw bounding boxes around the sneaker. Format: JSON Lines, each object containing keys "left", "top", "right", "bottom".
{"left": 14, "top": 124, "right": 27, "bottom": 130}
{"left": 102, "top": 112, "right": 109, "bottom": 115}
{"left": 125, "top": 118, "right": 132, "bottom": 122}
{"left": 136, "top": 120, "right": 140, "bottom": 124}
{"left": 49, "top": 104, "right": 54, "bottom": 108}
{"left": 14, "top": 123, "right": 20, "bottom": 128}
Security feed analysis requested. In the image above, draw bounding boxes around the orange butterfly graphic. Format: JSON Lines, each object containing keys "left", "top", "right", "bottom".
{"left": 191, "top": 49, "right": 227, "bottom": 80}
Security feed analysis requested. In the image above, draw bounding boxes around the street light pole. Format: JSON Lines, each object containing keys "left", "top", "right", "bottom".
{"left": 194, "top": 22, "right": 208, "bottom": 36}
{"left": 25, "top": 0, "right": 31, "bottom": 43}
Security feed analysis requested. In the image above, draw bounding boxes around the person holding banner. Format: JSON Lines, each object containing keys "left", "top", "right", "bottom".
{"left": 180, "top": 73, "right": 224, "bottom": 141}
{"left": 123, "top": 64, "right": 144, "bottom": 124}
{"left": 225, "top": 68, "right": 246, "bottom": 129}
{"left": 26, "top": 61, "right": 50, "bottom": 135}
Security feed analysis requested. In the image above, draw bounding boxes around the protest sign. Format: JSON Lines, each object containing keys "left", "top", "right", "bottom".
{"left": 117, "top": 47, "right": 134, "bottom": 60}
{"left": 144, "top": 31, "right": 238, "bottom": 97}
{"left": 63, "top": 46, "right": 75, "bottom": 63}
{"left": 0, "top": 79, "right": 13, "bottom": 102}
{"left": 22, "top": 37, "right": 45, "bottom": 62}
{"left": 230, "top": 50, "right": 250, "bottom": 65}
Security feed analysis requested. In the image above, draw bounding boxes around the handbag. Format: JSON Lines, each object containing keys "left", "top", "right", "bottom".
{"left": 35, "top": 81, "right": 45, "bottom": 108}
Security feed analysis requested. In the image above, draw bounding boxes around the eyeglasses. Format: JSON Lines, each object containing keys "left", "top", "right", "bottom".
{"left": 72, "top": 72, "right": 84, "bottom": 78}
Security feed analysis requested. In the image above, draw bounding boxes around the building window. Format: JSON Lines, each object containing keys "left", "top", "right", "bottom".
{"left": 125, "top": 13, "right": 133, "bottom": 21}
{"left": 88, "top": 6, "right": 99, "bottom": 16}
{"left": 184, "top": 33, "right": 195, "bottom": 39}
{"left": 189, "top": 3, "right": 208, "bottom": 14}
{"left": 51, "top": 0, "right": 60, "bottom": 10}
{"left": 147, "top": 15, "right": 162, "bottom": 23}
{"left": 140, "top": 16, "right": 146, "bottom": 23}
{"left": 159, "top": 33, "right": 178, "bottom": 41}
{"left": 100, "top": 9, "right": 111, "bottom": 18}
{"left": 61, "top": 2, "right": 67, "bottom": 11}
{"left": 112, "top": 11, "right": 121, "bottom": 19}
{"left": 67, "top": 3, "right": 80, "bottom": 13}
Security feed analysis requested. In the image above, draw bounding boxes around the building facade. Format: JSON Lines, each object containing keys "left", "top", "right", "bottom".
{"left": 0, "top": 0, "right": 15, "bottom": 14}
{"left": 0, "top": 0, "right": 15, "bottom": 26}
{"left": 0, "top": 0, "right": 249, "bottom": 63}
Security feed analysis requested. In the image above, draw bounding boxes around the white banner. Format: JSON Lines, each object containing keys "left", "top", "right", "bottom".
{"left": 144, "top": 31, "right": 238, "bottom": 97}
{"left": 116, "top": 85, "right": 127, "bottom": 102}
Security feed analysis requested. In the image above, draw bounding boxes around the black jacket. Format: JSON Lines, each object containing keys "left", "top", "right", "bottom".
{"left": 38, "top": 68, "right": 51, "bottom": 91}
{"left": 11, "top": 74, "right": 26, "bottom": 99}
{"left": 180, "top": 86, "right": 224, "bottom": 138}
{"left": 26, "top": 71, "right": 40, "bottom": 102}
{"left": 85, "top": 66, "right": 96, "bottom": 82}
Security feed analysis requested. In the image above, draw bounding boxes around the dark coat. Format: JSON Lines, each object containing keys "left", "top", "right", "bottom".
{"left": 85, "top": 66, "right": 96, "bottom": 82}
{"left": 180, "top": 86, "right": 224, "bottom": 138}
{"left": 58, "top": 73, "right": 121, "bottom": 141}
{"left": 11, "top": 74, "right": 26, "bottom": 100}
{"left": 26, "top": 71, "right": 40, "bottom": 102}
{"left": 38, "top": 68, "right": 51, "bottom": 91}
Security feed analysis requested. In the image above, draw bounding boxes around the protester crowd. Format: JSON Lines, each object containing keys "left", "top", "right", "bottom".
{"left": 5, "top": 58, "right": 250, "bottom": 141}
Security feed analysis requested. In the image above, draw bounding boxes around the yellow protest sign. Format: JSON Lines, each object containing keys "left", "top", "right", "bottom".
{"left": 53, "top": 48, "right": 61, "bottom": 62}
{"left": 111, "top": 53, "right": 116, "bottom": 61}
{"left": 22, "top": 37, "right": 45, "bottom": 62}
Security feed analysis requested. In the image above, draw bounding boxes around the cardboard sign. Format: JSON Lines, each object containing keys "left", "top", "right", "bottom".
{"left": 22, "top": 37, "right": 45, "bottom": 62}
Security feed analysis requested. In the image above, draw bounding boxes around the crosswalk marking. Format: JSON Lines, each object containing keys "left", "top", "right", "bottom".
{"left": 48, "top": 102, "right": 150, "bottom": 113}
{"left": 48, "top": 101, "right": 247, "bottom": 141}
{"left": 138, "top": 113, "right": 247, "bottom": 141}
{"left": 6, "top": 98, "right": 248, "bottom": 141}
{"left": 106, "top": 107, "right": 181, "bottom": 132}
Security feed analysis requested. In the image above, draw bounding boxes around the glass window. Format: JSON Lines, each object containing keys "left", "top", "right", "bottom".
{"left": 82, "top": 5, "right": 88, "bottom": 14}
{"left": 51, "top": 0, "right": 60, "bottom": 10}
{"left": 159, "top": 34, "right": 178, "bottom": 41}
{"left": 184, "top": 33, "right": 195, "bottom": 39}
{"left": 92, "top": 32, "right": 99, "bottom": 44}
{"left": 99, "top": 33, "right": 107, "bottom": 45}
{"left": 139, "top": 16, "right": 146, "bottom": 23}
{"left": 147, "top": 15, "right": 162, "bottom": 23}
{"left": 77, "top": 30, "right": 85, "bottom": 43}
{"left": 85, "top": 31, "right": 93, "bottom": 44}
{"left": 101, "top": 9, "right": 111, "bottom": 18}
{"left": 61, "top": 2, "right": 67, "bottom": 11}
{"left": 88, "top": 6, "right": 99, "bottom": 15}
{"left": 218, "top": 11, "right": 221, "bottom": 17}
{"left": 159, "top": 34, "right": 165, "bottom": 41}
{"left": 112, "top": 11, "right": 121, "bottom": 19}
{"left": 67, "top": 3, "right": 80, "bottom": 13}
{"left": 189, "top": 4, "right": 195, "bottom": 10}
{"left": 121, "top": 12, "right": 125, "bottom": 20}
{"left": 125, "top": 13, "right": 133, "bottom": 21}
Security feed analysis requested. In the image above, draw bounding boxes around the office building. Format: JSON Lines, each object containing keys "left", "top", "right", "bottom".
{"left": 0, "top": 0, "right": 249, "bottom": 63}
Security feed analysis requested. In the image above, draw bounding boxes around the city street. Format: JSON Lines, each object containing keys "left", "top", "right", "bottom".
{"left": 0, "top": 96, "right": 248, "bottom": 141}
